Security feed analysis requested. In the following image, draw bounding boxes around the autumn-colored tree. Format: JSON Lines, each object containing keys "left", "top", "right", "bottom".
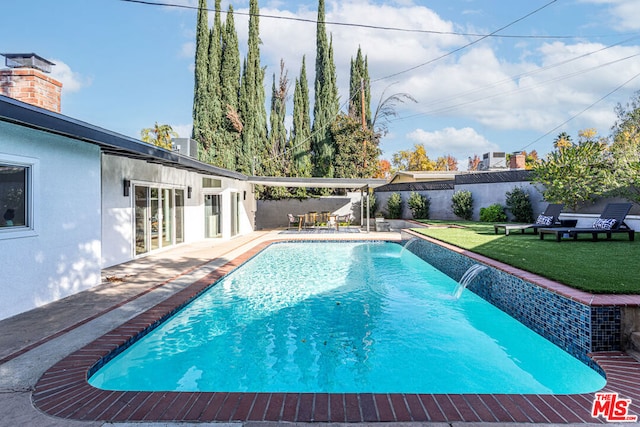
{"left": 524, "top": 150, "right": 540, "bottom": 169}
{"left": 374, "top": 159, "right": 391, "bottom": 179}
{"left": 468, "top": 154, "right": 482, "bottom": 171}
{"left": 391, "top": 143, "right": 436, "bottom": 171}
{"left": 435, "top": 155, "right": 458, "bottom": 171}
{"left": 553, "top": 132, "right": 573, "bottom": 150}
{"left": 141, "top": 123, "right": 178, "bottom": 150}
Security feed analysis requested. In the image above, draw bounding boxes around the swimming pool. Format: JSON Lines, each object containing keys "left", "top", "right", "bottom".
{"left": 89, "top": 241, "right": 605, "bottom": 394}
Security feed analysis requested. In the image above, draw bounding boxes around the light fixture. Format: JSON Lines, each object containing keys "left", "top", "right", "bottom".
{"left": 243, "top": 190, "right": 246, "bottom": 200}
{"left": 123, "top": 179, "right": 130, "bottom": 197}
{"left": 187, "top": 186, "right": 192, "bottom": 199}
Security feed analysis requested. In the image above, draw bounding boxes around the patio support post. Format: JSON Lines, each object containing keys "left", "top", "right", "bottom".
{"left": 366, "top": 188, "right": 370, "bottom": 233}
{"left": 360, "top": 188, "right": 364, "bottom": 227}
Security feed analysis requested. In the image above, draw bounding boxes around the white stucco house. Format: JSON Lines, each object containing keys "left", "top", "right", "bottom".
{"left": 0, "top": 95, "right": 256, "bottom": 321}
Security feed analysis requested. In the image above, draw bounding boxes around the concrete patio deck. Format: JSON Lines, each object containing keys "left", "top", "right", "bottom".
{"left": 0, "top": 229, "right": 637, "bottom": 426}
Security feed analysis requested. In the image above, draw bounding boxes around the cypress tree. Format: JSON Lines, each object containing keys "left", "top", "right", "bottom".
{"left": 312, "top": 0, "right": 339, "bottom": 178}
{"left": 220, "top": 4, "right": 241, "bottom": 170}
{"left": 192, "top": 0, "right": 211, "bottom": 159}
{"left": 238, "top": 0, "right": 268, "bottom": 176}
{"left": 267, "top": 60, "right": 288, "bottom": 177}
{"left": 291, "top": 56, "right": 312, "bottom": 178}
{"left": 204, "top": 0, "right": 223, "bottom": 165}
{"left": 349, "top": 46, "right": 371, "bottom": 126}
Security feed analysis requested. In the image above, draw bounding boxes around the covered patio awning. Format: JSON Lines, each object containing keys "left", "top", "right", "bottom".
{"left": 248, "top": 176, "right": 387, "bottom": 189}
{"left": 248, "top": 176, "right": 387, "bottom": 232}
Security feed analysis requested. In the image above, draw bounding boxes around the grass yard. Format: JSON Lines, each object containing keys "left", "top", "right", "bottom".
{"left": 412, "top": 220, "right": 640, "bottom": 294}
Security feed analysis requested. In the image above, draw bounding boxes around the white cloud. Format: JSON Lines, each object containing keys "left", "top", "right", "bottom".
{"left": 579, "top": 0, "right": 640, "bottom": 30}
{"left": 407, "top": 127, "right": 499, "bottom": 160}
{"left": 50, "top": 60, "right": 92, "bottom": 94}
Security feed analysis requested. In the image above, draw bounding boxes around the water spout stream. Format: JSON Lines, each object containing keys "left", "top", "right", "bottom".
{"left": 399, "top": 237, "right": 419, "bottom": 257}
{"left": 453, "top": 264, "right": 487, "bottom": 299}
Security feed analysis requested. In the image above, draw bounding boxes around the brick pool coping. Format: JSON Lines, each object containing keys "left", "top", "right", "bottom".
{"left": 33, "top": 239, "right": 640, "bottom": 423}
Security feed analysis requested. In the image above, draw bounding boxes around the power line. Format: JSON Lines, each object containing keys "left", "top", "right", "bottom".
{"left": 391, "top": 41, "right": 640, "bottom": 122}
{"left": 117, "top": 0, "right": 623, "bottom": 40}
{"left": 518, "top": 71, "right": 640, "bottom": 152}
{"left": 372, "top": 0, "right": 559, "bottom": 82}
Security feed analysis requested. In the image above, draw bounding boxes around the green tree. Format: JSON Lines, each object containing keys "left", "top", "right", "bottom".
{"left": 265, "top": 60, "right": 289, "bottom": 177}
{"left": 452, "top": 190, "right": 473, "bottom": 220}
{"left": 610, "top": 91, "right": 640, "bottom": 204}
{"left": 349, "top": 46, "right": 371, "bottom": 127}
{"left": 141, "top": 123, "right": 178, "bottom": 150}
{"left": 219, "top": 4, "right": 241, "bottom": 170}
{"left": 408, "top": 192, "right": 430, "bottom": 219}
{"left": 201, "top": 0, "right": 224, "bottom": 166}
{"left": 290, "top": 56, "right": 312, "bottom": 178}
{"left": 192, "top": 0, "right": 211, "bottom": 159}
{"left": 311, "top": 0, "right": 340, "bottom": 178}
{"left": 386, "top": 192, "right": 403, "bottom": 219}
{"left": 331, "top": 113, "right": 380, "bottom": 178}
{"left": 532, "top": 130, "right": 611, "bottom": 211}
{"left": 238, "top": 0, "right": 267, "bottom": 175}
{"left": 479, "top": 204, "right": 507, "bottom": 222}
{"left": 505, "top": 186, "right": 533, "bottom": 223}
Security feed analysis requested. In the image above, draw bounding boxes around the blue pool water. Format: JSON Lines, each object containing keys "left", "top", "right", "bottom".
{"left": 89, "top": 241, "right": 606, "bottom": 394}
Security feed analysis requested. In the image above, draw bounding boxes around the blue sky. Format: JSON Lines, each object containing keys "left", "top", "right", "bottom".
{"left": 3, "top": 0, "right": 640, "bottom": 168}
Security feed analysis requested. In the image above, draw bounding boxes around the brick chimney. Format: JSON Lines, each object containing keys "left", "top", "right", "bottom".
{"left": 509, "top": 152, "right": 526, "bottom": 169}
{"left": 0, "top": 53, "right": 62, "bottom": 113}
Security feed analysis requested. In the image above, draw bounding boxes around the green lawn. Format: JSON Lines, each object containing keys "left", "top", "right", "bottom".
{"left": 411, "top": 220, "right": 640, "bottom": 294}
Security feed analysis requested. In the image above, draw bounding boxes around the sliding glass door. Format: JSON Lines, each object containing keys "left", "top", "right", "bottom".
{"left": 204, "top": 194, "right": 221, "bottom": 238}
{"left": 135, "top": 185, "right": 183, "bottom": 256}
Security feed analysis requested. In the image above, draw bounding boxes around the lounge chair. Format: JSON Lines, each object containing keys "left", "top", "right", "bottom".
{"left": 494, "top": 203, "right": 565, "bottom": 236}
{"left": 538, "top": 203, "right": 635, "bottom": 241}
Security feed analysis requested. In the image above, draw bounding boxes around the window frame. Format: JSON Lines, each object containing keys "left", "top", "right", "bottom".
{"left": 0, "top": 153, "right": 38, "bottom": 240}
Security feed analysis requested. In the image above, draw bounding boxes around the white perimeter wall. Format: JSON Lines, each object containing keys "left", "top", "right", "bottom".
{"left": 0, "top": 122, "right": 102, "bottom": 321}
{"left": 101, "top": 155, "right": 256, "bottom": 268}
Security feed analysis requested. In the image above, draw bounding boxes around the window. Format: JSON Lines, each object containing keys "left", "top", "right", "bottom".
{"left": 203, "top": 177, "right": 222, "bottom": 188}
{"left": 0, "top": 164, "right": 28, "bottom": 228}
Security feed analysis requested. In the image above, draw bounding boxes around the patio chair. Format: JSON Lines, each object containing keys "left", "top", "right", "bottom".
{"left": 538, "top": 203, "right": 635, "bottom": 241}
{"left": 287, "top": 213, "right": 300, "bottom": 230}
{"left": 494, "top": 203, "right": 565, "bottom": 235}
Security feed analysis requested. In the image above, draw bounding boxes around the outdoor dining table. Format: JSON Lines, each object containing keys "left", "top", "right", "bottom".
{"left": 296, "top": 214, "right": 305, "bottom": 231}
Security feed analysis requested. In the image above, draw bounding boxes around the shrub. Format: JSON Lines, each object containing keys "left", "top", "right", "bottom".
{"left": 451, "top": 190, "right": 473, "bottom": 220}
{"left": 505, "top": 187, "right": 533, "bottom": 223}
{"left": 408, "top": 192, "right": 430, "bottom": 219}
{"left": 386, "top": 192, "right": 404, "bottom": 219}
{"left": 479, "top": 203, "right": 507, "bottom": 222}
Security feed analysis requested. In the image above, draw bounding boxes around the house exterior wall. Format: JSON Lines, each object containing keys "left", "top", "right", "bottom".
{"left": 101, "top": 154, "right": 256, "bottom": 268}
{"left": 0, "top": 121, "right": 102, "bottom": 320}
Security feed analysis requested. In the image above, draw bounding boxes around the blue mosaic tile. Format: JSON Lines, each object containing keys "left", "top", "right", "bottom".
{"left": 399, "top": 235, "right": 621, "bottom": 368}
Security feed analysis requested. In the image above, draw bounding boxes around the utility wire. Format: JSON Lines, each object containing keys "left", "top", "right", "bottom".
{"left": 393, "top": 52, "right": 640, "bottom": 121}
{"left": 372, "top": 0, "right": 559, "bottom": 82}
{"left": 391, "top": 35, "right": 640, "bottom": 120}
{"left": 117, "top": 0, "right": 621, "bottom": 40}
{"left": 518, "top": 70, "right": 640, "bottom": 152}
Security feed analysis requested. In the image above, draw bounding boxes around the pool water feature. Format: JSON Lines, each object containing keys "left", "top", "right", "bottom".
{"left": 89, "top": 241, "right": 606, "bottom": 394}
